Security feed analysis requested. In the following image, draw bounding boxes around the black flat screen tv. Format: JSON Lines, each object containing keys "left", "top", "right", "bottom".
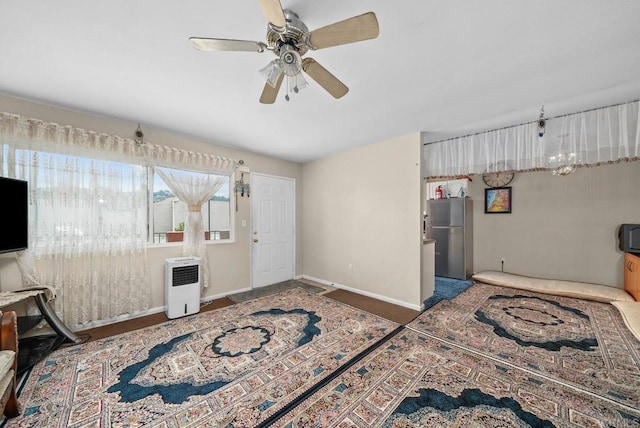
{"left": 619, "top": 224, "right": 640, "bottom": 255}
{"left": 0, "top": 176, "right": 29, "bottom": 254}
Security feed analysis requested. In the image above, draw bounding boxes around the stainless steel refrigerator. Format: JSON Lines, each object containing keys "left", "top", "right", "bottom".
{"left": 426, "top": 198, "right": 473, "bottom": 279}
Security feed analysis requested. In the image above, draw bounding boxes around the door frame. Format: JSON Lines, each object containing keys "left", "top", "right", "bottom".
{"left": 250, "top": 172, "right": 296, "bottom": 289}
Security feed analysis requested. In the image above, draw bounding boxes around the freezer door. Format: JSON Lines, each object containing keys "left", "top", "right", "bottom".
{"left": 429, "top": 226, "right": 466, "bottom": 279}
{"left": 428, "top": 199, "right": 465, "bottom": 227}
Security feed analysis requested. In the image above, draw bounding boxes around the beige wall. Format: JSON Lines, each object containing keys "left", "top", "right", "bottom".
{"left": 302, "top": 133, "right": 424, "bottom": 309}
{"left": 469, "top": 161, "right": 640, "bottom": 287}
{"left": 4, "top": 91, "right": 635, "bottom": 325}
{"left": 0, "top": 94, "right": 303, "bottom": 315}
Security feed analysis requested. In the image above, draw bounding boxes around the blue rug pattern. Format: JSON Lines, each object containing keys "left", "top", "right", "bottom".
{"left": 423, "top": 276, "right": 473, "bottom": 310}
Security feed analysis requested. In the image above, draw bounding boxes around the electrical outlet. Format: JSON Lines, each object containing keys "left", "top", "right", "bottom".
{"left": 348, "top": 264, "right": 353, "bottom": 272}
{"left": 501, "top": 257, "right": 505, "bottom": 263}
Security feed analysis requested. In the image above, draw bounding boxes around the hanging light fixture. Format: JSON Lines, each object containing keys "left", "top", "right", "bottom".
{"left": 549, "top": 152, "right": 577, "bottom": 176}
{"left": 537, "top": 105, "right": 576, "bottom": 176}
{"left": 259, "top": 44, "right": 308, "bottom": 102}
{"left": 234, "top": 172, "right": 250, "bottom": 197}
{"left": 233, "top": 160, "right": 250, "bottom": 211}
{"left": 285, "top": 72, "right": 308, "bottom": 101}
{"left": 548, "top": 134, "right": 577, "bottom": 176}
{"left": 279, "top": 45, "right": 307, "bottom": 101}
{"left": 259, "top": 59, "right": 282, "bottom": 88}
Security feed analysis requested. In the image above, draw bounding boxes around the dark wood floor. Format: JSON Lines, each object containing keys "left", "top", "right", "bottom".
{"left": 324, "top": 289, "right": 421, "bottom": 325}
{"left": 76, "top": 297, "right": 235, "bottom": 342}
{"left": 74, "top": 289, "right": 420, "bottom": 342}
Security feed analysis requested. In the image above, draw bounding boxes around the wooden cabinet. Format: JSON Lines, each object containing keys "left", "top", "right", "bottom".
{"left": 624, "top": 252, "right": 640, "bottom": 301}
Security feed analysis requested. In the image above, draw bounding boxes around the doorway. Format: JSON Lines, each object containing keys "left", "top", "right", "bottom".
{"left": 250, "top": 173, "right": 295, "bottom": 288}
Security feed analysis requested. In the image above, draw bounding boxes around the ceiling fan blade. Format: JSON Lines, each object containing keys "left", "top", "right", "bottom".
{"left": 259, "top": 72, "right": 284, "bottom": 104}
{"left": 190, "top": 37, "right": 267, "bottom": 53}
{"left": 308, "top": 12, "right": 379, "bottom": 49}
{"left": 302, "top": 58, "right": 349, "bottom": 99}
{"left": 257, "top": 0, "right": 286, "bottom": 29}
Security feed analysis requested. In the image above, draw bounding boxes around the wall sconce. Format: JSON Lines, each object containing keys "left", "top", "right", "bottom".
{"left": 233, "top": 161, "right": 250, "bottom": 211}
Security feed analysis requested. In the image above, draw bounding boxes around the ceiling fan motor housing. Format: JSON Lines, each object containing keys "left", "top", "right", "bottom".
{"left": 267, "top": 10, "right": 309, "bottom": 57}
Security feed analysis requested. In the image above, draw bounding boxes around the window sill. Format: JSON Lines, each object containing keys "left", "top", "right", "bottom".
{"left": 147, "top": 239, "right": 236, "bottom": 249}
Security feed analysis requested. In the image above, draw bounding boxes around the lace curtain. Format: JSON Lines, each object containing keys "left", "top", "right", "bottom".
{"left": 0, "top": 112, "right": 237, "bottom": 174}
{"left": 155, "top": 167, "right": 227, "bottom": 289}
{"left": 5, "top": 149, "right": 150, "bottom": 327}
{"left": 423, "top": 100, "right": 640, "bottom": 178}
{"left": 0, "top": 111, "right": 238, "bottom": 326}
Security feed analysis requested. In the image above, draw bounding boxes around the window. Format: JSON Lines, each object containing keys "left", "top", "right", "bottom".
{"left": 151, "top": 169, "right": 232, "bottom": 244}
{"left": 4, "top": 148, "right": 149, "bottom": 253}
{"left": 3, "top": 146, "right": 233, "bottom": 247}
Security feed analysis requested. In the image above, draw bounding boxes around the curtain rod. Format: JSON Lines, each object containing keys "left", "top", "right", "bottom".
{"left": 422, "top": 99, "right": 640, "bottom": 146}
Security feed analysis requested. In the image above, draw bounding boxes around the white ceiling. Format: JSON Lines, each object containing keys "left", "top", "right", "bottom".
{"left": 2, "top": 1, "right": 640, "bottom": 163}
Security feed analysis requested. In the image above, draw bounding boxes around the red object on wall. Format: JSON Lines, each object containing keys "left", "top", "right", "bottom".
{"left": 435, "top": 186, "right": 443, "bottom": 199}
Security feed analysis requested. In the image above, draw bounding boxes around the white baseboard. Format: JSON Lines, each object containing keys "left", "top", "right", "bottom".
{"left": 71, "top": 278, "right": 422, "bottom": 332}
{"left": 203, "top": 286, "right": 251, "bottom": 303}
{"left": 300, "top": 275, "right": 422, "bottom": 312}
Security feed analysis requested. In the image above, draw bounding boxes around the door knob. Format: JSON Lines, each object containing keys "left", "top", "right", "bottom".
{"left": 253, "top": 238, "right": 259, "bottom": 243}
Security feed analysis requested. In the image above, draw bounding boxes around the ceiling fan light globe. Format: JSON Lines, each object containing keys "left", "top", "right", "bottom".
{"left": 287, "top": 73, "right": 308, "bottom": 94}
{"left": 259, "top": 59, "right": 282, "bottom": 88}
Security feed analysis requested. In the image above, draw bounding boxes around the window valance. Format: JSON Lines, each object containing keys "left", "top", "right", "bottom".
{"left": 423, "top": 100, "right": 640, "bottom": 179}
{"left": 0, "top": 112, "right": 237, "bottom": 175}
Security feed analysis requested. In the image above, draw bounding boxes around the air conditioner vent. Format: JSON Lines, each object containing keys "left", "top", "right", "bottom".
{"left": 172, "top": 265, "right": 199, "bottom": 287}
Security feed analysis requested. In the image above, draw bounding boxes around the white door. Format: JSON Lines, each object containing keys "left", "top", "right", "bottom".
{"left": 251, "top": 173, "right": 295, "bottom": 288}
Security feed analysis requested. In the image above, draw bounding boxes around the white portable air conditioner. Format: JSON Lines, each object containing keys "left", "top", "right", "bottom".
{"left": 165, "top": 257, "right": 201, "bottom": 319}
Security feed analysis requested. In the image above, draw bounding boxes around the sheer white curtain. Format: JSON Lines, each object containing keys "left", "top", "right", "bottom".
{"left": 423, "top": 100, "right": 640, "bottom": 178}
{"left": 155, "top": 167, "right": 228, "bottom": 289}
{"left": 0, "top": 111, "right": 237, "bottom": 326}
{"left": 8, "top": 149, "right": 150, "bottom": 327}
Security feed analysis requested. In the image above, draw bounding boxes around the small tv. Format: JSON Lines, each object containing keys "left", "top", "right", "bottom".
{"left": 619, "top": 224, "right": 640, "bottom": 255}
{"left": 0, "top": 176, "right": 29, "bottom": 254}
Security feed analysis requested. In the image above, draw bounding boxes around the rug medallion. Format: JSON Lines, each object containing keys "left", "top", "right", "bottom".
{"left": 9, "top": 288, "right": 398, "bottom": 427}
{"left": 408, "top": 283, "right": 640, "bottom": 409}
{"left": 280, "top": 329, "right": 640, "bottom": 427}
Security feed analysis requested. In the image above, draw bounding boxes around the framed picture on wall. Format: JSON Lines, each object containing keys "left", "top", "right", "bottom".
{"left": 484, "top": 187, "right": 512, "bottom": 213}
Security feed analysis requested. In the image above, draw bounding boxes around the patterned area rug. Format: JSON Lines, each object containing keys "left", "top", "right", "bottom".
{"left": 280, "top": 328, "right": 640, "bottom": 427}
{"left": 9, "top": 288, "right": 398, "bottom": 427}
{"left": 408, "top": 282, "right": 640, "bottom": 410}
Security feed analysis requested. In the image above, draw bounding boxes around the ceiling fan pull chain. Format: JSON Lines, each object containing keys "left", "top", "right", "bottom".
{"left": 285, "top": 75, "right": 295, "bottom": 101}
{"left": 285, "top": 77, "right": 290, "bottom": 101}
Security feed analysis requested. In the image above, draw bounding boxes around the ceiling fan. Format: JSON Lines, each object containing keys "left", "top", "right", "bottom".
{"left": 189, "top": 0, "right": 379, "bottom": 104}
